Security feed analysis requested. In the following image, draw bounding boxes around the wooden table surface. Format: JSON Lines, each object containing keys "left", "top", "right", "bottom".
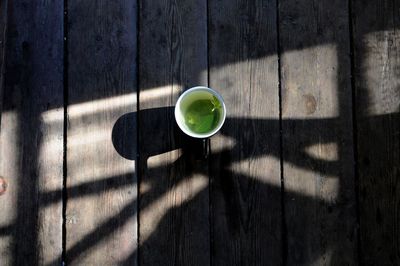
{"left": 0, "top": 0, "right": 399, "bottom": 265}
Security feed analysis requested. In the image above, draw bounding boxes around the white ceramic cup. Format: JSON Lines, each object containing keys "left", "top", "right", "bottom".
{"left": 175, "top": 86, "right": 226, "bottom": 138}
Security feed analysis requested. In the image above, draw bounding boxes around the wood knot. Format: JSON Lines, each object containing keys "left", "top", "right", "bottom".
{"left": 303, "top": 94, "right": 317, "bottom": 114}
{"left": 0, "top": 177, "right": 7, "bottom": 195}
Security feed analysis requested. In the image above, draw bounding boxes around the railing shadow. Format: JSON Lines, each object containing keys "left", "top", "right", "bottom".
{"left": 0, "top": 0, "right": 399, "bottom": 265}
{"left": 110, "top": 108, "right": 397, "bottom": 265}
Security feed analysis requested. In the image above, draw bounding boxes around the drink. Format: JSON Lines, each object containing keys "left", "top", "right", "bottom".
{"left": 175, "top": 87, "right": 226, "bottom": 138}
{"left": 184, "top": 96, "right": 222, "bottom": 134}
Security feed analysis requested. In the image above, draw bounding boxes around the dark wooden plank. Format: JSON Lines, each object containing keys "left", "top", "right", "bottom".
{"left": 0, "top": 0, "right": 7, "bottom": 122}
{"left": 138, "top": 0, "right": 209, "bottom": 265}
{"left": 279, "top": 0, "right": 357, "bottom": 264}
{"left": 0, "top": 0, "right": 64, "bottom": 264}
{"left": 208, "top": 0, "right": 281, "bottom": 265}
{"left": 352, "top": 0, "right": 400, "bottom": 264}
{"left": 66, "top": 1, "right": 138, "bottom": 264}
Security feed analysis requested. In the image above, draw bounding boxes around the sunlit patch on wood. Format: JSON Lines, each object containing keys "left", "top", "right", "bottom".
{"left": 304, "top": 142, "right": 339, "bottom": 162}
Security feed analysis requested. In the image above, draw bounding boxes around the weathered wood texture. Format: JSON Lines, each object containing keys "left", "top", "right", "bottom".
{"left": 0, "top": 0, "right": 7, "bottom": 121}
{"left": 0, "top": 0, "right": 64, "bottom": 265}
{"left": 138, "top": 0, "right": 209, "bottom": 265}
{"left": 279, "top": 0, "right": 357, "bottom": 264}
{"left": 352, "top": 0, "right": 400, "bottom": 264}
{"left": 208, "top": 0, "right": 281, "bottom": 265}
{"left": 66, "top": 1, "right": 138, "bottom": 265}
{"left": 1, "top": 0, "right": 399, "bottom": 265}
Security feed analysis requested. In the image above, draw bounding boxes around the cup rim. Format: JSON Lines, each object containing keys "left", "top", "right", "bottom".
{"left": 174, "top": 86, "right": 226, "bottom": 138}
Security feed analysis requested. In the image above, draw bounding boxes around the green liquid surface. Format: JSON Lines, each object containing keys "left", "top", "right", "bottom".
{"left": 184, "top": 96, "right": 222, "bottom": 134}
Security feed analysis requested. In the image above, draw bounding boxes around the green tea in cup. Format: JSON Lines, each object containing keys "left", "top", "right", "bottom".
{"left": 175, "top": 86, "right": 226, "bottom": 138}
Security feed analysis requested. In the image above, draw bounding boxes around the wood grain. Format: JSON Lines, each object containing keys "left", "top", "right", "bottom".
{"left": 0, "top": 0, "right": 7, "bottom": 121}
{"left": 138, "top": 0, "right": 209, "bottom": 265}
{"left": 208, "top": 0, "right": 282, "bottom": 265}
{"left": 66, "top": 1, "right": 138, "bottom": 265}
{"left": 0, "top": 1, "right": 398, "bottom": 265}
{"left": 279, "top": 0, "right": 357, "bottom": 264}
{"left": 0, "top": 0, "right": 64, "bottom": 265}
{"left": 352, "top": 0, "right": 400, "bottom": 264}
